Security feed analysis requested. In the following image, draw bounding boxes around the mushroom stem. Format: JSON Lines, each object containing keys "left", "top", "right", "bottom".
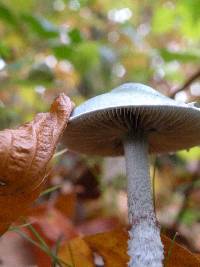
{"left": 124, "top": 132, "right": 164, "bottom": 267}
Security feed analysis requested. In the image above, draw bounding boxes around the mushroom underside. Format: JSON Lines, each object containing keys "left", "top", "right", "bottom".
{"left": 64, "top": 105, "right": 200, "bottom": 156}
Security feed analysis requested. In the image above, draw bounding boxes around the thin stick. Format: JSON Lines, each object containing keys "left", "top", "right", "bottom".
{"left": 170, "top": 69, "right": 200, "bottom": 98}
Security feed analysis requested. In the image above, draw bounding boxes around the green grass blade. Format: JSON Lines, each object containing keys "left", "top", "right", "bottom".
{"left": 40, "top": 184, "right": 62, "bottom": 197}
{"left": 53, "top": 148, "right": 68, "bottom": 159}
{"left": 165, "top": 232, "right": 178, "bottom": 266}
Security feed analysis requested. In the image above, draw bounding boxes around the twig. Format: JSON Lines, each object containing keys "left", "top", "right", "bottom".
{"left": 170, "top": 68, "right": 200, "bottom": 98}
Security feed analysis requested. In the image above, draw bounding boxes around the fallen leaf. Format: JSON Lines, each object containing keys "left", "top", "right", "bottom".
{"left": 58, "top": 229, "right": 128, "bottom": 267}
{"left": 26, "top": 205, "right": 79, "bottom": 267}
{"left": 59, "top": 237, "right": 95, "bottom": 267}
{"left": 54, "top": 191, "right": 77, "bottom": 219}
{"left": 84, "top": 228, "right": 128, "bottom": 267}
{"left": 77, "top": 217, "right": 122, "bottom": 236}
{"left": 58, "top": 228, "right": 200, "bottom": 267}
{"left": 163, "top": 235, "right": 200, "bottom": 267}
{"left": 0, "top": 93, "right": 73, "bottom": 235}
{"left": 195, "top": 254, "right": 200, "bottom": 261}
{"left": 27, "top": 205, "right": 79, "bottom": 244}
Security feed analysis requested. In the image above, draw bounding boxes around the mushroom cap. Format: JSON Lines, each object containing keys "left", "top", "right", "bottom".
{"left": 64, "top": 83, "right": 200, "bottom": 156}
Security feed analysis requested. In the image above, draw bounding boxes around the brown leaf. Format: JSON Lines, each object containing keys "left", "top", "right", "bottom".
{"left": 54, "top": 191, "right": 77, "bottom": 219}
{"left": 26, "top": 205, "right": 79, "bottom": 267}
{"left": 27, "top": 205, "right": 79, "bottom": 244}
{"left": 58, "top": 228, "right": 200, "bottom": 267}
{"left": 84, "top": 228, "right": 129, "bottom": 267}
{"left": 195, "top": 254, "right": 200, "bottom": 261}
{"left": 77, "top": 217, "right": 123, "bottom": 236}
{"left": 59, "top": 237, "right": 95, "bottom": 267}
{"left": 163, "top": 235, "right": 200, "bottom": 267}
{"left": 0, "top": 93, "right": 73, "bottom": 235}
{"left": 58, "top": 229, "right": 128, "bottom": 267}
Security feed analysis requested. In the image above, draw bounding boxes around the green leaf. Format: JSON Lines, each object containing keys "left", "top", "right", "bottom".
{"left": 159, "top": 49, "right": 200, "bottom": 63}
{"left": 176, "top": 0, "right": 200, "bottom": 39}
{"left": 0, "top": 42, "right": 11, "bottom": 58}
{"left": 68, "top": 28, "right": 83, "bottom": 44}
{"left": 180, "top": 0, "right": 200, "bottom": 23}
{"left": 72, "top": 41, "right": 100, "bottom": 74}
{"left": 152, "top": 6, "right": 175, "bottom": 34}
{"left": 0, "top": 3, "right": 18, "bottom": 26}
{"left": 180, "top": 209, "right": 200, "bottom": 226}
{"left": 178, "top": 147, "right": 200, "bottom": 161}
{"left": 53, "top": 44, "right": 74, "bottom": 60}
{"left": 0, "top": 107, "right": 19, "bottom": 130}
{"left": 21, "top": 14, "right": 59, "bottom": 39}
{"left": 28, "top": 63, "right": 54, "bottom": 82}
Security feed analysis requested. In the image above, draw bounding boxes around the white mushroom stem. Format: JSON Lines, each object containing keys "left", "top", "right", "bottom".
{"left": 124, "top": 132, "right": 164, "bottom": 267}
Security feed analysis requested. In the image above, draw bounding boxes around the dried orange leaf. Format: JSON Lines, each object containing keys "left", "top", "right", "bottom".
{"left": 26, "top": 205, "right": 79, "bottom": 267}
{"left": 54, "top": 191, "right": 77, "bottom": 219}
{"left": 59, "top": 228, "right": 200, "bottom": 267}
{"left": 84, "top": 228, "right": 128, "bottom": 267}
{"left": 0, "top": 93, "right": 73, "bottom": 235}
{"left": 59, "top": 237, "right": 95, "bottom": 267}
{"left": 163, "top": 235, "right": 200, "bottom": 267}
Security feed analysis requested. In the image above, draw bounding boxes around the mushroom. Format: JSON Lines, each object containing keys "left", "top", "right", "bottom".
{"left": 63, "top": 83, "right": 200, "bottom": 267}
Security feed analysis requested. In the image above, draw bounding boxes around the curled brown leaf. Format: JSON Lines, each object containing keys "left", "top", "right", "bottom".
{"left": 0, "top": 93, "right": 74, "bottom": 235}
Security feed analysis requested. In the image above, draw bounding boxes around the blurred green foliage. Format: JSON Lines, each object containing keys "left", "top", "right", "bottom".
{"left": 0, "top": 0, "right": 199, "bottom": 128}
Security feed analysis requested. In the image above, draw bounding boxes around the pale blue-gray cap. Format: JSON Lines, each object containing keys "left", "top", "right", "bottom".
{"left": 64, "top": 83, "right": 200, "bottom": 156}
